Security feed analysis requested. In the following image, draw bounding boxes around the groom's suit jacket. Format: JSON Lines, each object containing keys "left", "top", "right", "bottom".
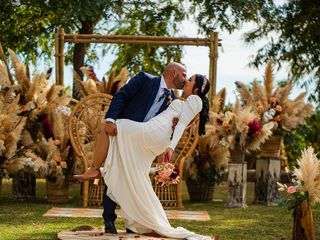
{"left": 105, "top": 71, "right": 176, "bottom": 122}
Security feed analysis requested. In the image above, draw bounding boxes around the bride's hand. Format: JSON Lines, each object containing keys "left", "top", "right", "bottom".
{"left": 163, "top": 147, "right": 174, "bottom": 162}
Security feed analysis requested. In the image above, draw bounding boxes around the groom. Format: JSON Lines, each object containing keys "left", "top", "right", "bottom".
{"left": 81, "top": 62, "right": 186, "bottom": 234}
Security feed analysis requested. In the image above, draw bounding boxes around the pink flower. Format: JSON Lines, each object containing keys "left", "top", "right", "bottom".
{"left": 275, "top": 105, "right": 283, "bottom": 112}
{"left": 287, "top": 186, "right": 297, "bottom": 194}
{"left": 257, "top": 105, "right": 264, "bottom": 113}
{"left": 222, "top": 121, "right": 229, "bottom": 128}
{"left": 154, "top": 163, "right": 180, "bottom": 186}
{"left": 248, "top": 118, "right": 262, "bottom": 137}
{"left": 270, "top": 97, "right": 277, "bottom": 103}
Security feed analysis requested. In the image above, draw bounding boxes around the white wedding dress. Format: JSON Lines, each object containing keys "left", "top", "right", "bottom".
{"left": 102, "top": 95, "right": 211, "bottom": 240}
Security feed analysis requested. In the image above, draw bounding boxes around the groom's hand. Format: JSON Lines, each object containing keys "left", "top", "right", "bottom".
{"left": 105, "top": 121, "right": 117, "bottom": 136}
{"left": 171, "top": 117, "right": 179, "bottom": 131}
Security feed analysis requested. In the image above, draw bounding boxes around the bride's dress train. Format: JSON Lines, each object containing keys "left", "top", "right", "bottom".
{"left": 102, "top": 95, "right": 212, "bottom": 240}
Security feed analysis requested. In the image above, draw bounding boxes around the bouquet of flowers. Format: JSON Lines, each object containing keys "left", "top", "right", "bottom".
{"left": 235, "top": 62, "right": 314, "bottom": 136}
{"left": 277, "top": 147, "right": 320, "bottom": 210}
{"left": 153, "top": 156, "right": 180, "bottom": 187}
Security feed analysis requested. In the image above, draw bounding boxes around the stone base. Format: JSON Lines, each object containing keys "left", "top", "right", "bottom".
{"left": 226, "top": 162, "right": 248, "bottom": 208}
{"left": 254, "top": 158, "right": 281, "bottom": 205}
{"left": 12, "top": 171, "right": 36, "bottom": 199}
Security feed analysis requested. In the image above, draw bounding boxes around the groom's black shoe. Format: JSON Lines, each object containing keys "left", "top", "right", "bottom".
{"left": 126, "top": 228, "right": 135, "bottom": 234}
{"left": 105, "top": 221, "right": 117, "bottom": 234}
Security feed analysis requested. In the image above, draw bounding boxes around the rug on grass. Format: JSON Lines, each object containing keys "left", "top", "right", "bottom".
{"left": 44, "top": 208, "right": 210, "bottom": 221}
{"left": 58, "top": 229, "right": 179, "bottom": 240}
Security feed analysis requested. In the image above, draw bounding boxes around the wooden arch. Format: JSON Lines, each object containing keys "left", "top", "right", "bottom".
{"left": 55, "top": 28, "right": 220, "bottom": 100}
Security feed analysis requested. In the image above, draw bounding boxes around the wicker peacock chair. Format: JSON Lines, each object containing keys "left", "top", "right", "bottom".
{"left": 69, "top": 93, "right": 200, "bottom": 208}
{"left": 69, "top": 93, "right": 112, "bottom": 207}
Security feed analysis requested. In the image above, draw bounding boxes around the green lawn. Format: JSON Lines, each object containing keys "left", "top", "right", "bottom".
{"left": 0, "top": 179, "right": 319, "bottom": 240}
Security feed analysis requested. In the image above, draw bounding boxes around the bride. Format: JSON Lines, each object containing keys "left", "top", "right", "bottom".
{"left": 77, "top": 74, "right": 212, "bottom": 240}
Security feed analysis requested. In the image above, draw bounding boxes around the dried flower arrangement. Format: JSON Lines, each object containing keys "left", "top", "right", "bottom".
{"left": 278, "top": 147, "right": 320, "bottom": 210}
{"left": 235, "top": 62, "right": 314, "bottom": 136}
{"left": 73, "top": 66, "right": 130, "bottom": 98}
{"left": 277, "top": 147, "right": 319, "bottom": 240}
{"left": 0, "top": 47, "right": 72, "bottom": 185}
{"left": 211, "top": 101, "right": 274, "bottom": 151}
{"left": 0, "top": 92, "right": 28, "bottom": 176}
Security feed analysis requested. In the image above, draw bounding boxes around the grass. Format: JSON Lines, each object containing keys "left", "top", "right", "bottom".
{"left": 0, "top": 179, "right": 319, "bottom": 240}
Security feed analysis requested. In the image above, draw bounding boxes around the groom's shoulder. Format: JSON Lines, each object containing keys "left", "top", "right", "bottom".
{"left": 136, "top": 71, "right": 159, "bottom": 80}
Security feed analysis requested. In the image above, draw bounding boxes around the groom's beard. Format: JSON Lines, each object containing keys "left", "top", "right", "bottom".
{"left": 173, "top": 76, "right": 185, "bottom": 89}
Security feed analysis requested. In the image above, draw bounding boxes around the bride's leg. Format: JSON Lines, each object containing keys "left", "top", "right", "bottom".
{"left": 74, "top": 123, "right": 110, "bottom": 181}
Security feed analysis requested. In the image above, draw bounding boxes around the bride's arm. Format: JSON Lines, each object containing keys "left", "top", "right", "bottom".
{"left": 164, "top": 95, "right": 202, "bottom": 160}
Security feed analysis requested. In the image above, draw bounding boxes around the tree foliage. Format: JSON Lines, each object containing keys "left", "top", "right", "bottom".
{"left": 1, "top": 0, "right": 320, "bottom": 101}
{"left": 107, "top": 1, "right": 185, "bottom": 74}
{"left": 191, "top": 0, "right": 320, "bottom": 102}
{"left": 284, "top": 110, "right": 320, "bottom": 168}
{"left": 0, "top": 0, "right": 185, "bottom": 76}
{"left": 242, "top": 0, "right": 320, "bottom": 102}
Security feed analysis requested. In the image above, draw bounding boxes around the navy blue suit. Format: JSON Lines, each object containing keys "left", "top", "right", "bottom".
{"left": 103, "top": 71, "right": 175, "bottom": 224}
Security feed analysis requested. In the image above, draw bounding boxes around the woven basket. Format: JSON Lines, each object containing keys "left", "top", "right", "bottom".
{"left": 260, "top": 135, "right": 283, "bottom": 158}
{"left": 229, "top": 145, "right": 246, "bottom": 163}
{"left": 186, "top": 179, "right": 214, "bottom": 202}
{"left": 46, "top": 178, "right": 69, "bottom": 203}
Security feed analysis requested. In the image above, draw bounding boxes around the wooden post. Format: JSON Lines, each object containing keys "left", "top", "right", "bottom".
{"left": 55, "top": 28, "right": 65, "bottom": 85}
{"left": 292, "top": 200, "right": 316, "bottom": 240}
{"left": 208, "top": 32, "right": 218, "bottom": 102}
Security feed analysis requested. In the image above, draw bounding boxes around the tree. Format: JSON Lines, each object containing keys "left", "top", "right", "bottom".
{"left": 244, "top": 0, "right": 320, "bottom": 103}
{"left": 0, "top": 1, "right": 185, "bottom": 81}
{"left": 284, "top": 110, "right": 320, "bottom": 168}
{"left": 191, "top": 0, "right": 320, "bottom": 103}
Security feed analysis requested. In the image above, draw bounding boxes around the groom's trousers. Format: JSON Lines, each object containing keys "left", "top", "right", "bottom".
{"left": 103, "top": 184, "right": 117, "bottom": 223}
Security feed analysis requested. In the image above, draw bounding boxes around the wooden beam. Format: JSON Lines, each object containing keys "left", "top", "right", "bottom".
{"left": 208, "top": 32, "right": 219, "bottom": 102}
{"left": 55, "top": 28, "right": 65, "bottom": 85}
{"left": 55, "top": 28, "right": 220, "bottom": 92}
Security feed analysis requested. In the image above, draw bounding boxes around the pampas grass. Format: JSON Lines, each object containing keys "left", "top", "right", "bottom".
{"left": 0, "top": 60, "right": 10, "bottom": 88}
{"left": 293, "top": 147, "right": 320, "bottom": 205}
{"left": 213, "top": 102, "right": 274, "bottom": 151}
{"left": 235, "top": 61, "right": 314, "bottom": 135}
{"left": 0, "top": 48, "right": 72, "bottom": 182}
{"left": 74, "top": 65, "right": 130, "bottom": 97}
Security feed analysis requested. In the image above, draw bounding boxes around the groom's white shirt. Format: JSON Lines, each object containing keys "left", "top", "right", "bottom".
{"left": 143, "top": 76, "right": 169, "bottom": 122}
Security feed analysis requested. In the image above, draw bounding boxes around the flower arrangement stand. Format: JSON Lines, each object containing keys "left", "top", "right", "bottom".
{"left": 46, "top": 178, "right": 69, "bottom": 203}
{"left": 292, "top": 200, "right": 316, "bottom": 240}
{"left": 226, "top": 148, "right": 248, "bottom": 208}
{"left": 254, "top": 157, "right": 281, "bottom": 205}
{"left": 186, "top": 179, "right": 215, "bottom": 202}
{"left": 12, "top": 170, "right": 36, "bottom": 199}
{"left": 0, "top": 174, "right": 2, "bottom": 194}
{"left": 254, "top": 135, "right": 282, "bottom": 205}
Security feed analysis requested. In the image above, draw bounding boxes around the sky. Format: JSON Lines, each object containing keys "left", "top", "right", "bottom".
{"left": 58, "top": 20, "right": 297, "bottom": 103}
